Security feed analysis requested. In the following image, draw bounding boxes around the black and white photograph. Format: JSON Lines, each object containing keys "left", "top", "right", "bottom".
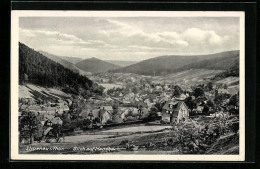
{"left": 11, "top": 11, "right": 245, "bottom": 161}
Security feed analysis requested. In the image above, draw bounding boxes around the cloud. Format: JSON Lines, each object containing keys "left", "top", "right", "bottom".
{"left": 99, "top": 19, "right": 232, "bottom": 50}
{"left": 182, "top": 28, "right": 229, "bottom": 46}
{"left": 19, "top": 18, "right": 239, "bottom": 61}
{"left": 20, "top": 28, "right": 115, "bottom": 49}
{"left": 99, "top": 19, "right": 188, "bottom": 48}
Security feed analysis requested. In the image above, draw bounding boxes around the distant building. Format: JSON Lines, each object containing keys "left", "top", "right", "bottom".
{"left": 84, "top": 106, "right": 114, "bottom": 124}
{"left": 162, "top": 101, "right": 189, "bottom": 123}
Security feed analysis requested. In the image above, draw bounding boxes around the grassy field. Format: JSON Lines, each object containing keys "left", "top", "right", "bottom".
{"left": 99, "top": 83, "right": 124, "bottom": 92}
{"left": 19, "top": 84, "right": 71, "bottom": 100}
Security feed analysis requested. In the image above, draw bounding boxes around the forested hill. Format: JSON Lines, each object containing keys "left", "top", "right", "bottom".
{"left": 38, "top": 50, "right": 81, "bottom": 74}
{"left": 19, "top": 43, "right": 103, "bottom": 95}
{"left": 110, "top": 50, "right": 239, "bottom": 75}
{"left": 75, "top": 57, "right": 121, "bottom": 73}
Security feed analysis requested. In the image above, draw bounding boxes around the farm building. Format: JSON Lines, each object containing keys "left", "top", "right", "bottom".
{"left": 162, "top": 101, "right": 189, "bottom": 123}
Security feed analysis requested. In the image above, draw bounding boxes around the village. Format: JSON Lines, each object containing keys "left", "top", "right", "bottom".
{"left": 18, "top": 71, "right": 239, "bottom": 154}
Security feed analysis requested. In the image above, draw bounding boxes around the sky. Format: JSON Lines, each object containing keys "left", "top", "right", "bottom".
{"left": 19, "top": 17, "right": 240, "bottom": 61}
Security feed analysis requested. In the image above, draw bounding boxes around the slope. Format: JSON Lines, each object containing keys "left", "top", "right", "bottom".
{"left": 60, "top": 56, "right": 83, "bottom": 64}
{"left": 19, "top": 42, "right": 95, "bottom": 93}
{"left": 110, "top": 50, "right": 239, "bottom": 75}
{"left": 75, "top": 57, "right": 121, "bottom": 73}
{"left": 38, "top": 50, "right": 81, "bottom": 73}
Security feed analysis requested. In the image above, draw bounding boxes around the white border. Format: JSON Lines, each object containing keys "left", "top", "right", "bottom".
{"left": 11, "top": 10, "right": 245, "bottom": 161}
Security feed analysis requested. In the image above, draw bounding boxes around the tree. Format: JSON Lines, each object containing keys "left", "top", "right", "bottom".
{"left": 93, "top": 117, "right": 101, "bottom": 124}
{"left": 193, "top": 87, "right": 204, "bottom": 98}
{"left": 206, "top": 100, "right": 215, "bottom": 108}
{"left": 184, "top": 96, "right": 197, "bottom": 112}
{"left": 132, "top": 86, "right": 139, "bottom": 94}
{"left": 202, "top": 105, "right": 210, "bottom": 115}
{"left": 229, "top": 93, "right": 239, "bottom": 107}
{"left": 82, "top": 118, "right": 92, "bottom": 127}
{"left": 19, "top": 111, "right": 41, "bottom": 144}
{"left": 146, "top": 111, "right": 158, "bottom": 121}
{"left": 24, "top": 73, "right": 28, "bottom": 82}
{"left": 214, "top": 93, "right": 231, "bottom": 106}
{"left": 207, "top": 82, "right": 213, "bottom": 91}
{"left": 173, "top": 85, "right": 182, "bottom": 97}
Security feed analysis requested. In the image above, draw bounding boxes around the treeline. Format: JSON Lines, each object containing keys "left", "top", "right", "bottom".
{"left": 19, "top": 43, "right": 102, "bottom": 95}
{"left": 213, "top": 60, "right": 239, "bottom": 80}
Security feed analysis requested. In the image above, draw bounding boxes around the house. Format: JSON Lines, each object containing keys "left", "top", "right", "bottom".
{"left": 218, "top": 89, "right": 230, "bottom": 95}
{"left": 79, "top": 108, "right": 92, "bottom": 119}
{"left": 144, "top": 83, "right": 151, "bottom": 89}
{"left": 161, "top": 101, "right": 189, "bottom": 123}
{"left": 117, "top": 107, "right": 138, "bottom": 120}
{"left": 85, "top": 107, "right": 113, "bottom": 124}
{"left": 138, "top": 107, "right": 149, "bottom": 119}
{"left": 163, "top": 84, "right": 170, "bottom": 91}
{"left": 155, "top": 85, "right": 163, "bottom": 91}
{"left": 112, "top": 114, "right": 124, "bottom": 123}
{"left": 194, "top": 105, "right": 204, "bottom": 114}
{"left": 118, "top": 107, "right": 129, "bottom": 120}
{"left": 92, "top": 109, "right": 101, "bottom": 119}
{"left": 100, "top": 109, "right": 112, "bottom": 124}
{"left": 157, "top": 112, "right": 162, "bottom": 117}
{"left": 72, "top": 99, "right": 79, "bottom": 107}
{"left": 159, "top": 96, "right": 169, "bottom": 104}
{"left": 59, "top": 104, "right": 70, "bottom": 113}
{"left": 144, "top": 98, "right": 152, "bottom": 105}
{"left": 100, "top": 106, "right": 113, "bottom": 113}
{"left": 131, "top": 107, "right": 139, "bottom": 116}
{"left": 43, "top": 115, "right": 63, "bottom": 126}
{"left": 147, "top": 102, "right": 154, "bottom": 111}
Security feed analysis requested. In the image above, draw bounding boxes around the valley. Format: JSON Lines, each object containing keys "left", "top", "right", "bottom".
{"left": 18, "top": 43, "right": 240, "bottom": 155}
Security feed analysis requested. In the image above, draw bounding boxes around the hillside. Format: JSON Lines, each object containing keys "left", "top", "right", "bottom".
{"left": 60, "top": 56, "right": 83, "bottom": 64}
{"left": 110, "top": 51, "right": 239, "bottom": 75}
{"left": 38, "top": 51, "right": 81, "bottom": 73}
{"left": 104, "top": 60, "right": 138, "bottom": 67}
{"left": 19, "top": 43, "right": 103, "bottom": 95}
{"left": 75, "top": 57, "right": 121, "bottom": 73}
{"left": 213, "top": 60, "right": 239, "bottom": 80}
{"left": 19, "top": 84, "right": 71, "bottom": 102}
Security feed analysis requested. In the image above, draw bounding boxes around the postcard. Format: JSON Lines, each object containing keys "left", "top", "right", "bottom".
{"left": 11, "top": 11, "right": 245, "bottom": 161}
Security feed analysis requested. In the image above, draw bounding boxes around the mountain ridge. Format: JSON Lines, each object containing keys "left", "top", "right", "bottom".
{"left": 110, "top": 50, "right": 239, "bottom": 75}
{"left": 38, "top": 50, "right": 81, "bottom": 74}
{"left": 75, "top": 57, "right": 121, "bottom": 73}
